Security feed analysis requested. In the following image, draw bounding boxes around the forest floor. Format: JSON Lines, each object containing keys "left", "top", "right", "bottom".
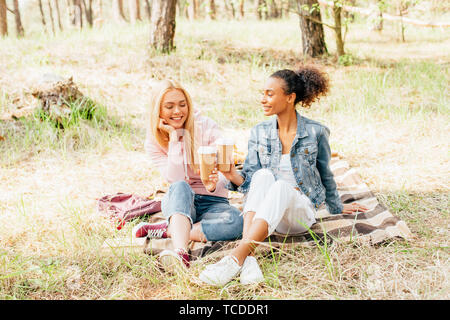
{"left": 0, "top": 17, "right": 449, "bottom": 299}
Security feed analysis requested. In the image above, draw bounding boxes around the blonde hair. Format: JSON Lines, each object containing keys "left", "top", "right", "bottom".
{"left": 148, "top": 79, "right": 199, "bottom": 171}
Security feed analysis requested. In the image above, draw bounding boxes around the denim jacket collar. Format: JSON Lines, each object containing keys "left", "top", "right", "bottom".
{"left": 269, "top": 110, "right": 309, "bottom": 142}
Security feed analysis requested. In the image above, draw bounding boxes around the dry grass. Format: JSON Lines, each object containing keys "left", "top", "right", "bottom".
{"left": 0, "top": 15, "right": 449, "bottom": 300}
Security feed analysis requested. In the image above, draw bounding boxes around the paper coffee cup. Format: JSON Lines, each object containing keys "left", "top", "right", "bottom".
{"left": 216, "top": 138, "right": 234, "bottom": 172}
{"left": 197, "top": 146, "right": 217, "bottom": 181}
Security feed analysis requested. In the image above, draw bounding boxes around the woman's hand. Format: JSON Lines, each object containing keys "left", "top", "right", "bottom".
{"left": 202, "top": 167, "right": 219, "bottom": 192}
{"left": 158, "top": 118, "right": 175, "bottom": 134}
{"left": 158, "top": 118, "right": 180, "bottom": 142}
{"left": 342, "top": 202, "right": 369, "bottom": 214}
{"left": 219, "top": 162, "right": 237, "bottom": 180}
{"left": 219, "top": 162, "right": 244, "bottom": 187}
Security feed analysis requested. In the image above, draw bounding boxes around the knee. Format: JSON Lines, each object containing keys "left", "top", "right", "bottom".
{"left": 220, "top": 209, "right": 244, "bottom": 238}
{"left": 169, "top": 180, "right": 193, "bottom": 194}
{"left": 201, "top": 208, "right": 243, "bottom": 241}
{"left": 270, "top": 180, "right": 291, "bottom": 194}
{"left": 230, "top": 208, "right": 244, "bottom": 228}
{"left": 252, "top": 168, "right": 275, "bottom": 183}
{"left": 216, "top": 208, "right": 243, "bottom": 227}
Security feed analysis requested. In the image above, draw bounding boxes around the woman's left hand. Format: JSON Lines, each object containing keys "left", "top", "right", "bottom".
{"left": 342, "top": 202, "right": 369, "bottom": 214}
{"left": 202, "top": 168, "right": 219, "bottom": 192}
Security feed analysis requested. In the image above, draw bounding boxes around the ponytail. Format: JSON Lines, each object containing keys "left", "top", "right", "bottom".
{"left": 270, "top": 65, "right": 329, "bottom": 108}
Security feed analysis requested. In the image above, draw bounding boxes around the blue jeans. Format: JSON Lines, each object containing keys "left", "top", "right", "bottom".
{"left": 161, "top": 181, "right": 243, "bottom": 241}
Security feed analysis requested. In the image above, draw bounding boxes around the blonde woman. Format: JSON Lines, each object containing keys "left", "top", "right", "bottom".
{"left": 134, "top": 79, "right": 243, "bottom": 271}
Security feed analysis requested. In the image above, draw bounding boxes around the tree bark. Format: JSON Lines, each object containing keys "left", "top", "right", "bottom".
{"left": 0, "top": 0, "right": 6, "bottom": 37}
{"left": 209, "top": 0, "right": 216, "bottom": 20}
{"left": 54, "top": 0, "right": 63, "bottom": 31}
{"left": 256, "top": 0, "right": 268, "bottom": 20}
{"left": 256, "top": 0, "right": 262, "bottom": 20}
{"left": 143, "top": 0, "right": 151, "bottom": 20}
{"left": 38, "top": 0, "right": 47, "bottom": 31}
{"left": 188, "top": 0, "right": 198, "bottom": 20}
{"left": 270, "top": 0, "right": 279, "bottom": 19}
{"left": 375, "top": 10, "right": 383, "bottom": 32}
{"left": 113, "top": 0, "right": 128, "bottom": 22}
{"left": 83, "top": 0, "right": 94, "bottom": 27}
{"left": 296, "top": 0, "right": 328, "bottom": 57}
{"left": 13, "top": 0, "right": 24, "bottom": 37}
{"left": 332, "top": 0, "right": 344, "bottom": 56}
{"left": 129, "top": 0, "right": 141, "bottom": 24}
{"left": 226, "top": 0, "right": 236, "bottom": 19}
{"left": 48, "top": 0, "right": 56, "bottom": 35}
{"left": 150, "top": 0, "right": 176, "bottom": 53}
{"left": 73, "top": 0, "right": 83, "bottom": 29}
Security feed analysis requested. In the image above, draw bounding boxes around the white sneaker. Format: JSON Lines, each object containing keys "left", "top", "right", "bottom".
{"left": 240, "top": 256, "right": 264, "bottom": 285}
{"left": 199, "top": 256, "right": 241, "bottom": 286}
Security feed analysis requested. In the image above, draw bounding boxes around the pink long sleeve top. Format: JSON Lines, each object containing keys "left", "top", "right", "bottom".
{"left": 144, "top": 110, "right": 229, "bottom": 198}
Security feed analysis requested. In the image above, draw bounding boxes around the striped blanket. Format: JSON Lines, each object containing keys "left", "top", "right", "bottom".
{"left": 102, "top": 156, "right": 413, "bottom": 260}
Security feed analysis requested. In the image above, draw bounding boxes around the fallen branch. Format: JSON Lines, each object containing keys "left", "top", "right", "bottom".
{"left": 318, "top": 0, "right": 450, "bottom": 28}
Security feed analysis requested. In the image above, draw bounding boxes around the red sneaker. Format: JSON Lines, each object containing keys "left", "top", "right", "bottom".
{"left": 159, "top": 248, "right": 191, "bottom": 270}
{"left": 132, "top": 220, "right": 168, "bottom": 238}
{"left": 175, "top": 248, "right": 191, "bottom": 268}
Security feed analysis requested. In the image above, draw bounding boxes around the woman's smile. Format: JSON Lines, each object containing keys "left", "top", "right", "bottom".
{"left": 260, "top": 77, "right": 293, "bottom": 117}
{"left": 160, "top": 89, "right": 189, "bottom": 129}
{"left": 262, "top": 105, "right": 272, "bottom": 114}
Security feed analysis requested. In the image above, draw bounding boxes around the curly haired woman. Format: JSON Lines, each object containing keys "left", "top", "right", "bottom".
{"left": 199, "top": 66, "right": 368, "bottom": 286}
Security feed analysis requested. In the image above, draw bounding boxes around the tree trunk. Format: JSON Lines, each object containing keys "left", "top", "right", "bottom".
{"left": 399, "top": 2, "right": 406, "bottom": 42}
{"left": 372, "top": 0, "right": 384, "bottom": 32}
{"left": 282, "top": 0, "right": 290, "bottom": 18}
{"left": 54, "top": 0, "right": 63, "bottom": 31}
{"left": 13, "top": 0, "right": 24, "bottom": 37}
{"left": 73, "top": 0, "right": 83, "bottom": 29}
{"left": 129, "top": 0, "right": 141, "bottom": 24}
{"left": 240, "top": 0, "right": 245, "bottom": 18}
{"left": 332, "top": 0, "right": 344, "bottom": 56}
{"left": 296, "top": 0, "right": 328, "bottom": 57}
{"left": 270, "top": 0, "right": 279, "bottom": 19}
{"left": 256, "top": 0, "right": 262, "bottom": 20}
{"left": 223, "top": 0, "right": 233, "bottom": 19}
{"left": 38, "top": 0, "right": 47, "bottom": 31}
{"left": 113, "top": 0, "right": 128, "bottom": 22}
{"left": 0, "top": 0, "right": 6, "bottom": 37}
{"left": 209, "top": 0, "right": 216, "bottom": 20}
{"left": 188, "top": 0, "right": 198, "bottom": 20}
{"left": 143, "top": 0, "right": 151, "bottom": 20}
{"left": 48, "top": 0, "right": 56, "bottom": 35}
{"left": 83, "top": 0, "right": 94, "bottom": 27}
{"left": 375, "top": 10, "right": 383, "bottom": 32}
{"left": 150, "top": 0, "right": 176, "bottom": 53}
{"left": 256, "top": 0, "right": 268, "bottom": 20}
{"left": 66, "top": 0, "right": 74, "bottom": 25}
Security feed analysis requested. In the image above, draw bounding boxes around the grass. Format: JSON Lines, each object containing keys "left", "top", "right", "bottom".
{"left": 0, "top": 14, "right": 449, "bottom": 300}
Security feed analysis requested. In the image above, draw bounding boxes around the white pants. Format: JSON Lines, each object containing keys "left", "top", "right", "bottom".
{"left": 243, "top": 169, "right": 316, "bottom": 235}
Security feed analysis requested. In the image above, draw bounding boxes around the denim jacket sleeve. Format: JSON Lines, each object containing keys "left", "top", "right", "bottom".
{"left": 226, "top": 126, "right": 262, "bottom": 193}
{"left": 316, "top": 126, "right": 343, "bottom": 214}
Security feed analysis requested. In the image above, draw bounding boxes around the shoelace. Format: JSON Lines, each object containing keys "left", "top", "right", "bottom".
{"left": 147, "top": 228, "right": 165, "bottom": 238}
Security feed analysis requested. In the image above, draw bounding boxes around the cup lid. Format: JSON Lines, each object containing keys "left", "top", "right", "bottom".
{"left": 197, "top": 146, "right": 217, "bottom": 154}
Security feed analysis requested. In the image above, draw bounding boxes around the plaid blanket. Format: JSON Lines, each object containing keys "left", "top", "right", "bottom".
{"left": 102, "top": 156, "right": 413, "bottom": 260}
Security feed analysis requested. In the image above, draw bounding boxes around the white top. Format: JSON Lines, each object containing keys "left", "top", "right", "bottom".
{"left": 278, "top": 154, "right": 298, "bottom": 188}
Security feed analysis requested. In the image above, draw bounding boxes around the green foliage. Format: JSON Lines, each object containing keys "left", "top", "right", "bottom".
{"left": 337, "top": 53, "right": 355, "bottom": 66}
{"left": 0, "top": 98, "right": 136, "bottom": 167}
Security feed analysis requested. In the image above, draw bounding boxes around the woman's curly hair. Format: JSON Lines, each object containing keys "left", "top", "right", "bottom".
{"left": 270, "top": 65, "right": 329, "bottom": 108}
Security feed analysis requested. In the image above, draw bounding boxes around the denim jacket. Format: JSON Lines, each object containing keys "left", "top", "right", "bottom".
{"left": 227, "top": 111, "right": 343, "bottom": 214}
